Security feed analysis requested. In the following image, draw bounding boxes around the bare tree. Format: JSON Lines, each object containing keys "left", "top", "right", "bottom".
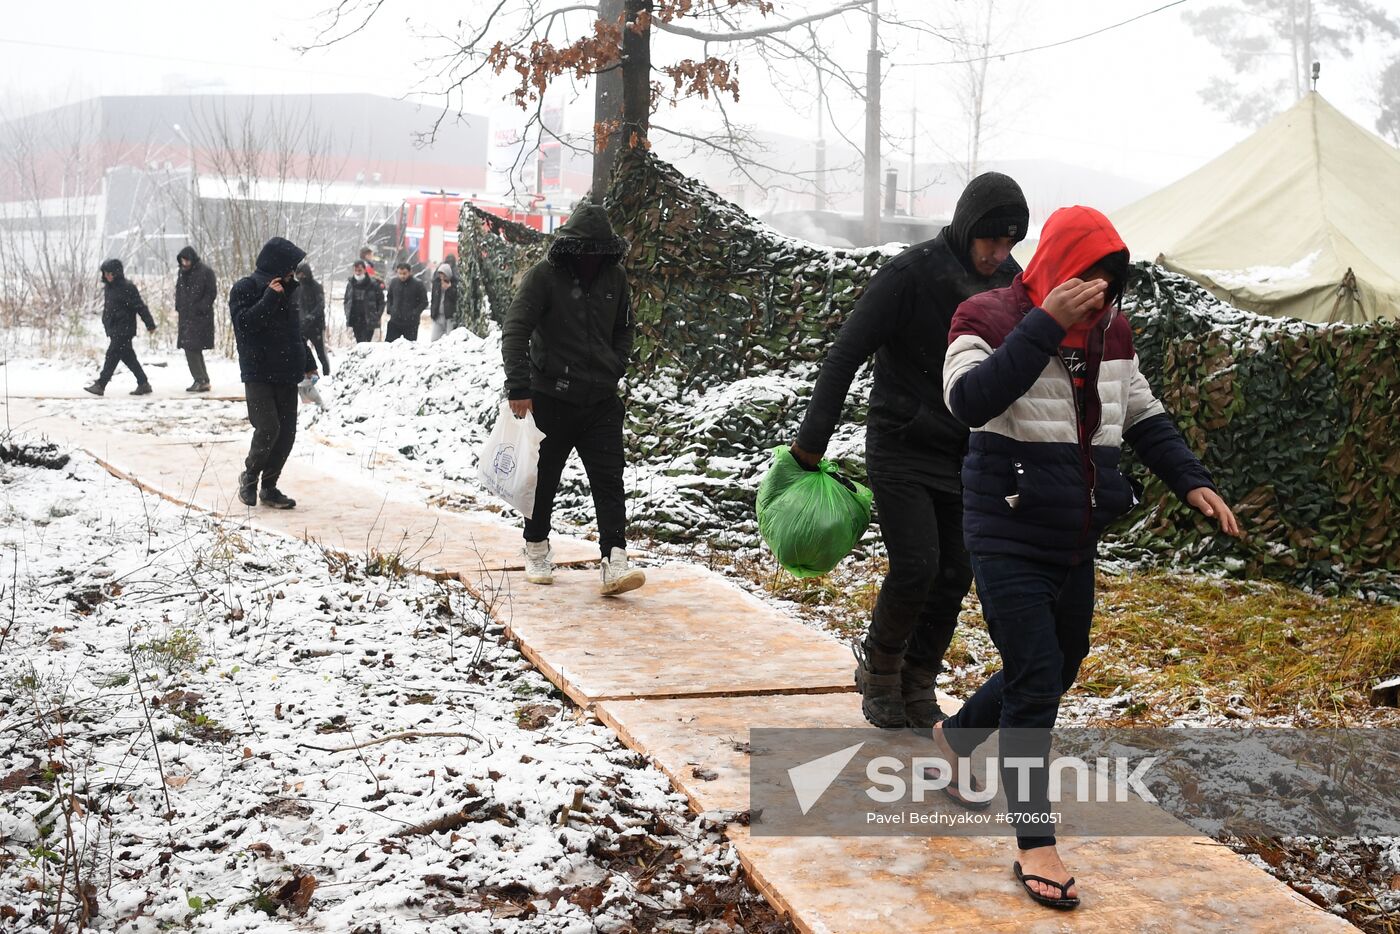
{"left": 155, "top": 99, "right": 358, "bottom": 354}
{"left": 1185, "top": 0, "right": 1400, "bottom": 127}
{"left": 1378, "top": 54, "right": 1400, "bottom": 144}
{"left": 0, "top": 100, "right": 110, "bottom": 353}
{"left": 305, "top": 1, "right": 878, "bottom": 202}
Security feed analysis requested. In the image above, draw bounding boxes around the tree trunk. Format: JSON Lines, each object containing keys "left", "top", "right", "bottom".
{"left": 591, "top": 0, "right": 626, "bottom": 197}
{"left": 618, "top": 0, "right": 652, "bottom": 184}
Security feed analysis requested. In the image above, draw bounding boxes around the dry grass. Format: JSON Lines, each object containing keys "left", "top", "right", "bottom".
{"left": 1084, "top": 570, "right": 1400, "bottom": 723}
{"left": 711, "top": 545, "right": 1400, "bottom": 726}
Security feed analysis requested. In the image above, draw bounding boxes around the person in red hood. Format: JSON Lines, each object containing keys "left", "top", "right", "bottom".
{"left": 930, "top": 206, "right": 1240, "bottom": 910}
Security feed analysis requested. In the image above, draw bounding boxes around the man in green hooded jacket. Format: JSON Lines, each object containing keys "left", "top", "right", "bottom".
{"left": 501, "top": 203, "right": 646, "bottom": 597}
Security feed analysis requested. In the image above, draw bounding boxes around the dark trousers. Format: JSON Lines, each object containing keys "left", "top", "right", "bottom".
{"left": 385, "top": 318, "right": 419, "bottom": 343}
{"left": 243, "top": 382, "right": 299, "bottom": 487}
{"left": 865, "top": 467, "right": 973, "bottom": 673}
{"left": 306, "top": 334, "right": 331, "bottom": 375}
{"left": 524, "top": 393, "right": 627, "bottom": 558}
{"left": 352, "top": 321, "right": 376, "bottom": 343}
{"left": 98, "top": 335, "right": 147, "bottom": 386}
{"left": 184, "top": 348, "right": 209, "bottom": 385}
{"left": 944, "top": 554, "right": 1095, "bottom": 850}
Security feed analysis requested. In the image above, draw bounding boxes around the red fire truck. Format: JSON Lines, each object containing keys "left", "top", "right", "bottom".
{"left": 398, "top": 192, "right": 568, "bottom": 266}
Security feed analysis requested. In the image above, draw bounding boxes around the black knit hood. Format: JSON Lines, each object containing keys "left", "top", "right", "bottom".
{"left": 546, "top": 204, "right": 628, "bottom": 266}
{"left": 945, "top": 172, "right": 1029, "bottom": 265}
{"left": 176, "top": 246, "right": 201, "bottom": 267}
{"left": 253, "top": 237, "right": 307, "bottom": 281}
{"left": 99, "top": 258, "right": 125, "bottom": 282}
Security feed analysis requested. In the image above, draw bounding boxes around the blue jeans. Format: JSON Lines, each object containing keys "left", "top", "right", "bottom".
{"left": 943, "top": 553, "right": 1095, "bottom": 849}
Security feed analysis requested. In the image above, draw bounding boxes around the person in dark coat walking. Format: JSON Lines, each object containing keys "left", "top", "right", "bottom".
{"left": 175, "top": 246, "right": 217, "bottom": 392}
{"left": 85, "top": 258, "right": 156, "bottom": 396}
{"left": 343, "top": 260, "right": 384, "bottom": 343}
{"left": 385, "top": 262, "right": 428, "bottom": 343}
{"left": 790, "top": 172, "right": 1030, "bottom": 729}
{"left": 296, "top": 261, "right": 331, "bottom": 375}
{"left": 430, "top": 260, "right": 458, "bottom": 342}
{"left": 931, "top": 205, "right": 1240, "bottom": 909}
{"left": 229, "top": 237, "right": 317, "bottom": 510}
{"left": 501, "top": 203, "right": 645, "bottom": 597}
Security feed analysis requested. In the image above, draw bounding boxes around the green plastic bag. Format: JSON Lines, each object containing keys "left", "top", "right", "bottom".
{"left": 756, "top": 446, "right": 874, "bottom": 578}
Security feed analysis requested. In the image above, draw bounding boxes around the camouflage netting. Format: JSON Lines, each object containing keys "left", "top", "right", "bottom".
{"left": 459, "top": 149, "right": 1400, "bottom": 598}
{"left": 1112, "top": 266, "right": 1400, "bottom": 595}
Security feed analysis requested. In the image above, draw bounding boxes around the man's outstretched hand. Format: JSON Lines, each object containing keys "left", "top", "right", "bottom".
{"left": 509, "top": 398, "right": 533, "bottom": 419}
{"left": 1187, "top": 487, "right": 1242, "bottom": 538}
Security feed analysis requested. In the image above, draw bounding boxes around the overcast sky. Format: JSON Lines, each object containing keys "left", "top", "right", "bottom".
{"left": 2, "top": 0, "right": 1393, "bottom": 189}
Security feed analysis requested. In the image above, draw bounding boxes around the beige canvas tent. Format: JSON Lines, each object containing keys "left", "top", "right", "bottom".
{"left": 1111, "top": 93, "right": 1400, "bottom": 324}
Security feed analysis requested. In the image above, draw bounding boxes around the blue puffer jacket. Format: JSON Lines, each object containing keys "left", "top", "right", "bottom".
{"left": 229, "top": 238, "right": 315, "bottom": 385}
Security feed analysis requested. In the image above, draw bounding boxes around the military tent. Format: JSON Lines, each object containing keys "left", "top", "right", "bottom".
{"left": 1111, "top": 93, "right": 1400, "bottom": 323}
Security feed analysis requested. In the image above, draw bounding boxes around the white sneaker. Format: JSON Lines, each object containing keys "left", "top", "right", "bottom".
{"left": 600, "top": 547, "right": 645, "bottom": 596}
{"left": 524, "top": 540, "right": 554, "bottom": 585}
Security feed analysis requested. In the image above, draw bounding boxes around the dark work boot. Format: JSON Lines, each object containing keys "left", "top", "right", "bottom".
{"left": 83, "top": 381, "right": 106, "bottom": 396}
{"left": 853, "top": 640, "right": 906, "bottom": 729}
{"left": 131, "top": 383, "right": 153, "bottom": 396}
{"left": 259, "top": 486, "right": 296, "bottom": 510}
{"left": 902, "top": 659, "right": 946, "bottom": 728}
{"left": 237, "top": 471, "right": 258, "bottom": 507}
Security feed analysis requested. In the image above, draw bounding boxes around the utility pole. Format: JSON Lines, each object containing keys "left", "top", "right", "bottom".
{"left": 815, "top": 65, "right": 827, "bottom": 211}
{"left": 908, "top": 106, "right": 916, "bottom": 216}
{"left": 863, "top": 0, "right": 881, "bottom": 244}
{"left": 591, "top": 0, "right": 626, "bottom": 198}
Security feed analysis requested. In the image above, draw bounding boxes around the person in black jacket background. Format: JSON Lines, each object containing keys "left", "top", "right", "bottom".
{"left": 790, "top": 172, "right": 1029, "bottom": 729}
{"left": 385, "top": 262, "right": 428, "bottom": 343}
{"left": 85, "top": 258, "right": 156, "bottom": 396}
{"left": 296, "top": 261, "right": 330, "bottom": 375}
{"left": 344, "top": 260, "right": 384, "bottom": 343}
{"left": 500, "top": 204, "right": 645, "bottom": 597}
{"left": 175, "top": 246, "right": 217, "bottom": 392}
{"left": 230, "top": 237, "right": 316, "bottom": 510}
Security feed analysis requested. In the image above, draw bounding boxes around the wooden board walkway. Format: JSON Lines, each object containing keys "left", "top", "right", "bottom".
{"left": 1, "top": 394, "right": 1354, "bottom": 933}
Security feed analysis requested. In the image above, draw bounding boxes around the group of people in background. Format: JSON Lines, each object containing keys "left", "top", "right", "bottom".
{"left": 342, "top": 250, "right": 459, "bottom": 346}
{"left": 83, "top": 246, "right": 461, "bottom": 396}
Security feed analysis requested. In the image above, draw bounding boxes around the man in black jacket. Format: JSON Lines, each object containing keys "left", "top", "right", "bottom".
{"left": 344, "top": 260, "right": 384, "bottom": 343}
{"left": 296, "top": 262, "right": 331, "bottom": 375}
{"left": 790, "top": 172, "right": 1029, "bottom": 729}
{"left": 230, "top": 237, "right": 316, "bottom": 510}
{"left": 501, "top": 203, "right": 645, "bottom": 597}
{"left": 175, "top": 246, "right": 217, "bottom": 392}
{"left": 385, "top": 263, "right": 428, "bottom": 343}
{"left": 85, "top": 259, "right": 156, "bottom": 396}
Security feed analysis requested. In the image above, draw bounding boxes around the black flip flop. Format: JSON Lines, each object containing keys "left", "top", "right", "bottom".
{"left": 1013, "top": 861, "right": 1080, "bottom": 910}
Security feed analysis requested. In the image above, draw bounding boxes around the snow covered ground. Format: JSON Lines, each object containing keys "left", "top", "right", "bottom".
{"left": 0, "top": 437, "right": 784, "bottom": 933}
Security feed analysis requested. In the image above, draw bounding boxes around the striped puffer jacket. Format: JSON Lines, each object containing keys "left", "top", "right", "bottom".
{"left": 942, "top": 206, "right": 1215, "bottom": 565}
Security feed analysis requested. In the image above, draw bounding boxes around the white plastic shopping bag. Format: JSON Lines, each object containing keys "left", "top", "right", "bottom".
{"left": 475, "top": 401, "right": 545, "bottom": 519}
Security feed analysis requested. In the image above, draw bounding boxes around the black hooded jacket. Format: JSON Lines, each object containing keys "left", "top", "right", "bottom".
{"left": 174, "top": 246, "right": 217, "bottom": 351}
{"left": 501, "top": 204, "right": 634, "bottom": 406}
{"left": 229, "top": 237, "right": 315, "bottom": 385}
{"left": 795, "top": 172, "right": 1028, "bottom": 488}
{"left": 99, "top": 259, "right": 156, "bottom": 340}
{"left": 296, "top": 263, "right": 326, "bottom": 338}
